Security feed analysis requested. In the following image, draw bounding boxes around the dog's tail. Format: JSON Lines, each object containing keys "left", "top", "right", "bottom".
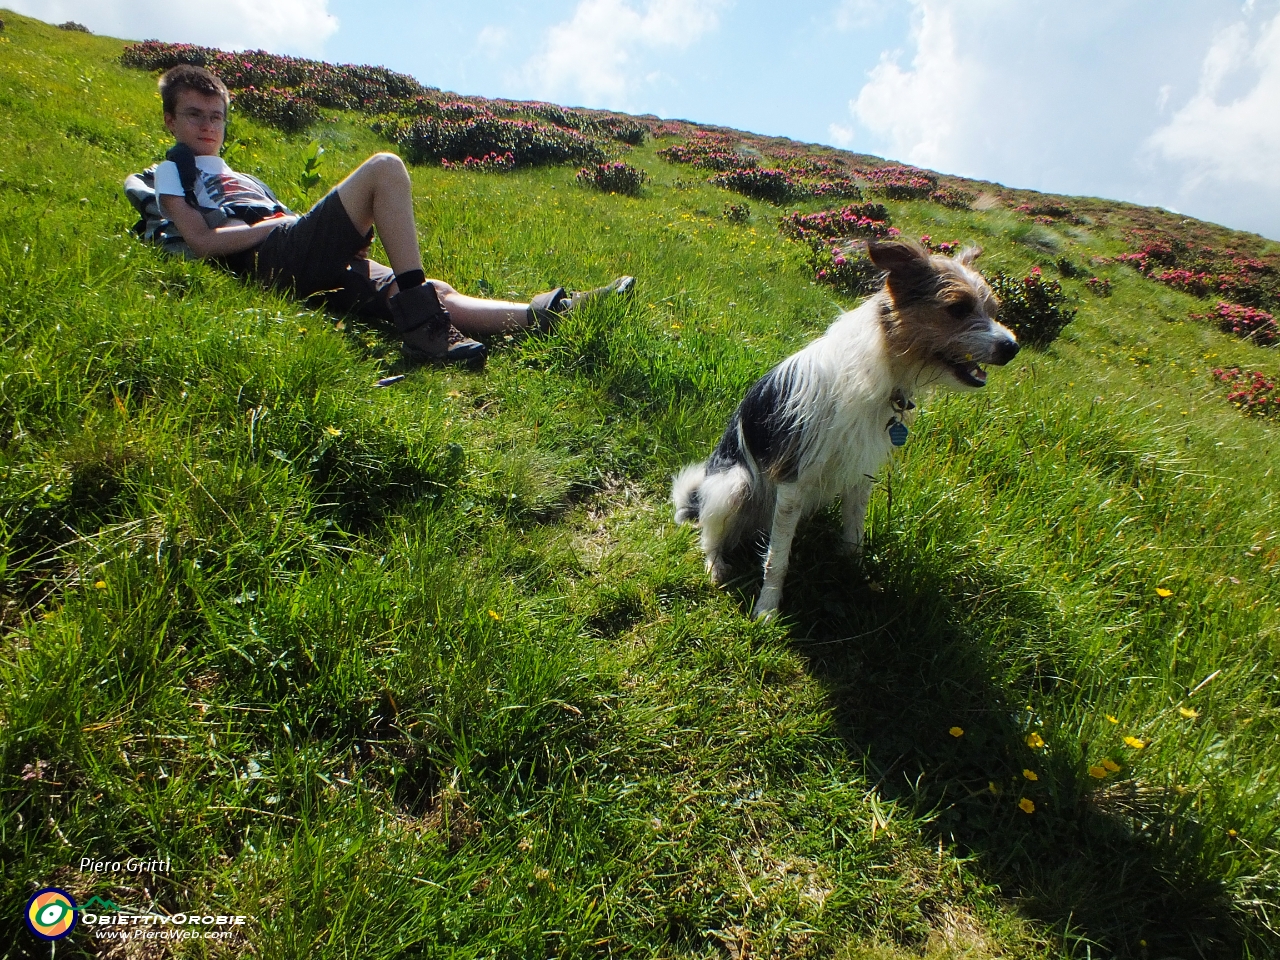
{"left": 671, "top": 463, "right": 705, "bottom": 524}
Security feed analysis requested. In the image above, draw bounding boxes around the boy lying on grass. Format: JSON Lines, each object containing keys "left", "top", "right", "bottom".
{"left": 148, "top": 64, "right": 634, "bottom": 365}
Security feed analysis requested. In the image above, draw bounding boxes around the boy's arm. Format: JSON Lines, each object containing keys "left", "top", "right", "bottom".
{"left": 158, "top": 194, "right": 296, "bottom": 259}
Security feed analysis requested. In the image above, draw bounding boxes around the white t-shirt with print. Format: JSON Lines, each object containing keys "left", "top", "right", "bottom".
{"left": 154, "top": 154, "right": 284, "bottom": 221}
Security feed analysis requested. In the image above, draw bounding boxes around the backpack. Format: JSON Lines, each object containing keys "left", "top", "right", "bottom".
{"left": 123, "top": 144, "right": 288, "bottom": 257}
{"left": 124, "top": 165, "right": 195, "bottom": 258}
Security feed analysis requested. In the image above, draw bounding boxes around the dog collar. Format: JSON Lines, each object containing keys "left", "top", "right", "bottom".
{"left": 886, "top": 389, "right": 914, "bottom": 447}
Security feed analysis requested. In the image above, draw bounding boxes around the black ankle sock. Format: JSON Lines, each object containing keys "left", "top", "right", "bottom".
{"left": 396, "top": 269, "right": 426, "bottom": 291}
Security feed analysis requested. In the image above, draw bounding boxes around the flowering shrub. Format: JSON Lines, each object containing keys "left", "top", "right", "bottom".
{"left": 1112, "top": 230, "right": 1279, "bottom": 310}
{"left": 120, "top": 40, "right": 619, "bottom": 166}
{"left": 232, "top": 86, "right": 320, "bottom": 133}
{"left": 576, "top": 161, "right": 648, "bottom": 196}
{"left": 659, "top": 140, "right": 889, "bottom": 202}
{"left": 440, "top": 151, "right": 516, "bottom": 173}
{"left": 807, "top": 178, "right": 863, "bottom": 201}
{"left": 858, "top": 165, "right": 937, "bottom": 200}
{"left": 777, "top": 203, "right": 896, "bottom": 291}
{"left": 652, "top": 121, "right": 692, "bottom": 138}
{"left": 777, "top": 202, "right": 892, "bottom": 242}
{"left": 1013, "top": 201, "right": 1080, "bottom": 224}
{"left": 709, "top": 167, "right": 802, "bottom": 204}
{"left": 527, "top": 105, "right": 647, "bottom": 145}
{"left": 813, "top": 245, "right": 883, "bottom": 296}
{"left": 599, "top": 117, "right": 646, "bottom": 145}
{"left": 657, "top": 134, "right": 755, "bottom": 171}
{"left": 988, "top": 267, "right": 1076, "bottom": 347}
{"left": 929, "top": 187, "right": 975, "bottom": 209}
{"left": 1211, "top": 367, "right": 1280, "bottom": 419}
{"left": 1086, "top": 277, "right": 1112, "bottom": 297}
{"left": 1190, "top": 302, "right": 1277, "bottom": 346}
{"left": 121, "top": 42, "right": 428, "bottom": 109}
{"left": 919, "top": 235, "right": 959, "bottom": 255}
{"left": 722, "top": 202, "right": 750, "bottom": 224}
{"left": 773, "top": 152, "right": 846, "bottom": 177}
{"left": 527, "top": 103, "right": 591, "bottom": 130}
{"left": 373, "top": 115, "right": 603, "bottom": 167}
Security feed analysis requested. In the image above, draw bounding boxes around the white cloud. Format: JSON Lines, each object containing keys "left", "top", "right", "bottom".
{"left": 1147, "top": 10, "right": 1280, "bottom": 193}
{"left": 848, "top": 0, "right": 978, "bottom": 169}
{"left": 834, "top": 0, "right": 891, "bottom": 31}
{"left": 827, "top": 122, "right": 855, "bottom": 147}
{"left": 477, "top": 25, "right": 511, "bottom": 57}
{"left": 10, "top": 0, "right": 338, "bottom": 55}
{"left": 834, "top": 0, "right": 1279, "bottom": 237}
{"left": 525, "top": 0, "right": 726, "bottom": 109}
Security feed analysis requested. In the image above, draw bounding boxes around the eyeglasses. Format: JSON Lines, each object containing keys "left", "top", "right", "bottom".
{"left": 177, "top": 108, "right": 226, "bottom": 126}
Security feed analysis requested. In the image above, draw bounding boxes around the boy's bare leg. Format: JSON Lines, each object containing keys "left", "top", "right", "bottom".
{"left": 334, "top": 153, "right": 536, "bottom": 334}
{"left": 432, "top": 284, "right": 530, "bottom": 335}
{"left": 378, "top": 276, "right": 529, "bottom": 335}
{"left": 333, "top": 153, "right": 423, "bottom": 276}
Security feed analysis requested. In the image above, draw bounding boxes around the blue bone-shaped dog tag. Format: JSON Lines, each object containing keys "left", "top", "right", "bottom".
{"left": 888, "top": 420, "right": 909, "bottom": 446}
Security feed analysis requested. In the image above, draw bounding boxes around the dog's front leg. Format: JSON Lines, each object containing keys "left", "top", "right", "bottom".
{"left": 840, "top": 477, "right": 873, "bottom": 558}
{"left": 754, "top": 484, "right": 803, "bottom": 620}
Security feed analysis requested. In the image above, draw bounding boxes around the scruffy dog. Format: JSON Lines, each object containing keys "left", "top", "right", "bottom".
{"left": 672, "top": 239, "right": 1019, "bottom": 619}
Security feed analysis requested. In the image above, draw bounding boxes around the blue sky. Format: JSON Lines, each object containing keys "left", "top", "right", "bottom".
{"left": 15, "top": 0, "right": 1280, "bottom": 239}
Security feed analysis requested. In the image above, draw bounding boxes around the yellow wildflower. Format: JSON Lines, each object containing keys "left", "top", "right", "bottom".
{"left": 1102, "top": 758, "right": 1121, "bottom": 772}
{"left": 1105, "top": 714, "right": 1119, "bottom": 724}
{"left": 1178, "top": 705, "right": 1200, "bottom": 719}
{"left": 949, "top": 726, "right": 964, "bottom": 738}
{"left": 94, "top": 580, "right": 107, "bottom": 589}
{"left": 1019, "top": 798, "right": 1035, "bottom": 814}
{"left": 1022, "top": 769, "right": 1038, "bottom": 781}
{"left": 1088, "top": 765, "right": 1108, "bottom": 779}
{"left": 1026, "top": 732, "right": 1045, "bottom": 749}
{"left": 324, "top": 426, "right": 341, "bottom": 437}
{"left": 488, "top": 610, "right": 502, "bottom": 620}
{"left": 1123, "top": 736, "right": 1146, "bottom": 749}
{"left": 1155, "top": 587, "right": 1173, "bottom": 598}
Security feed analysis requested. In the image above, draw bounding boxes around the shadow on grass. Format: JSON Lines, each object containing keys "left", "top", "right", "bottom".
{"left": 736, "top": 516, "right": 1244, "bottom": 959}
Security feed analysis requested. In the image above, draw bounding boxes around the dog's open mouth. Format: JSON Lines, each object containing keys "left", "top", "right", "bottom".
{"left": 948, "top": 358, "right": 988, "bottom": 387}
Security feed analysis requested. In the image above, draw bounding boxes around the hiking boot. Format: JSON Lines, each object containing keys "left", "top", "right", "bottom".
{"left": 388, "top": 282, "right": 486, "bottom": 366}
{"left": 527, "top": 275, "right": 636, "bottom": 333}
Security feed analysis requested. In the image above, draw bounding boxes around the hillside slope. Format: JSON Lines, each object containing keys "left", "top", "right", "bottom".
{"left": 1, "top": 11, "right": 1278, "bottom": 959}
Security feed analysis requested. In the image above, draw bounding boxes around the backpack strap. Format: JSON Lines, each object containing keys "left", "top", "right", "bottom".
{"left": 166, "top": 143, "right": 202, "bottom": 211}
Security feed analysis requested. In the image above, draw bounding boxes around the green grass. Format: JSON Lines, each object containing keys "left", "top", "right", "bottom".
{"left": 2, "top": 10, "right": 1280, "bottom": 959}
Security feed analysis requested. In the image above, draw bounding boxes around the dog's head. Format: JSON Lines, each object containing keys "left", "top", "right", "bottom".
{"left": 868, "top": 239, "right": 1018, "bottom": 390}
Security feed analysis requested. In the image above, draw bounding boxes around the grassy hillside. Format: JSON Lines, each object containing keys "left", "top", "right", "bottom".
{"left": 2, "top": 10, "right": 1279, "bottom": 959}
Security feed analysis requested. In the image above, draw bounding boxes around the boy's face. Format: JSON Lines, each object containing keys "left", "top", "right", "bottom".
{"left": 164, "top": 89, "right": 227, "bottom": 157}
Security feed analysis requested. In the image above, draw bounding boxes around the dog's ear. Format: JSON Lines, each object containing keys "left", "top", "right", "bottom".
{"left": 956, "top": 244, "right": 983, "bottom": 266}
{"left": 868, "top": 239, "right": 930, "bottom": 275}
{"left": 868, "top": 239, "right": 936, "bottom": 305}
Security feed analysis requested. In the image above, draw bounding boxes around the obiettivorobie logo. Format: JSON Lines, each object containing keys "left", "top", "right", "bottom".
{"left": 25, "top": 888, "right": 248, "bottom": 944}
{"left": 25, "top": 888, "right": 78, "bottom": 940}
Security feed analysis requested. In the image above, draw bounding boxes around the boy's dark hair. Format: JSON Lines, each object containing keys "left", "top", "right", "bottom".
{"left": 158, "top": 64, "right": 229, "bottom": 115}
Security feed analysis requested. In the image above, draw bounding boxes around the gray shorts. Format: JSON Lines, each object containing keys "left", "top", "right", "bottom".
{"left": 238, "top": 190, "right": 395, "bottom": 323}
